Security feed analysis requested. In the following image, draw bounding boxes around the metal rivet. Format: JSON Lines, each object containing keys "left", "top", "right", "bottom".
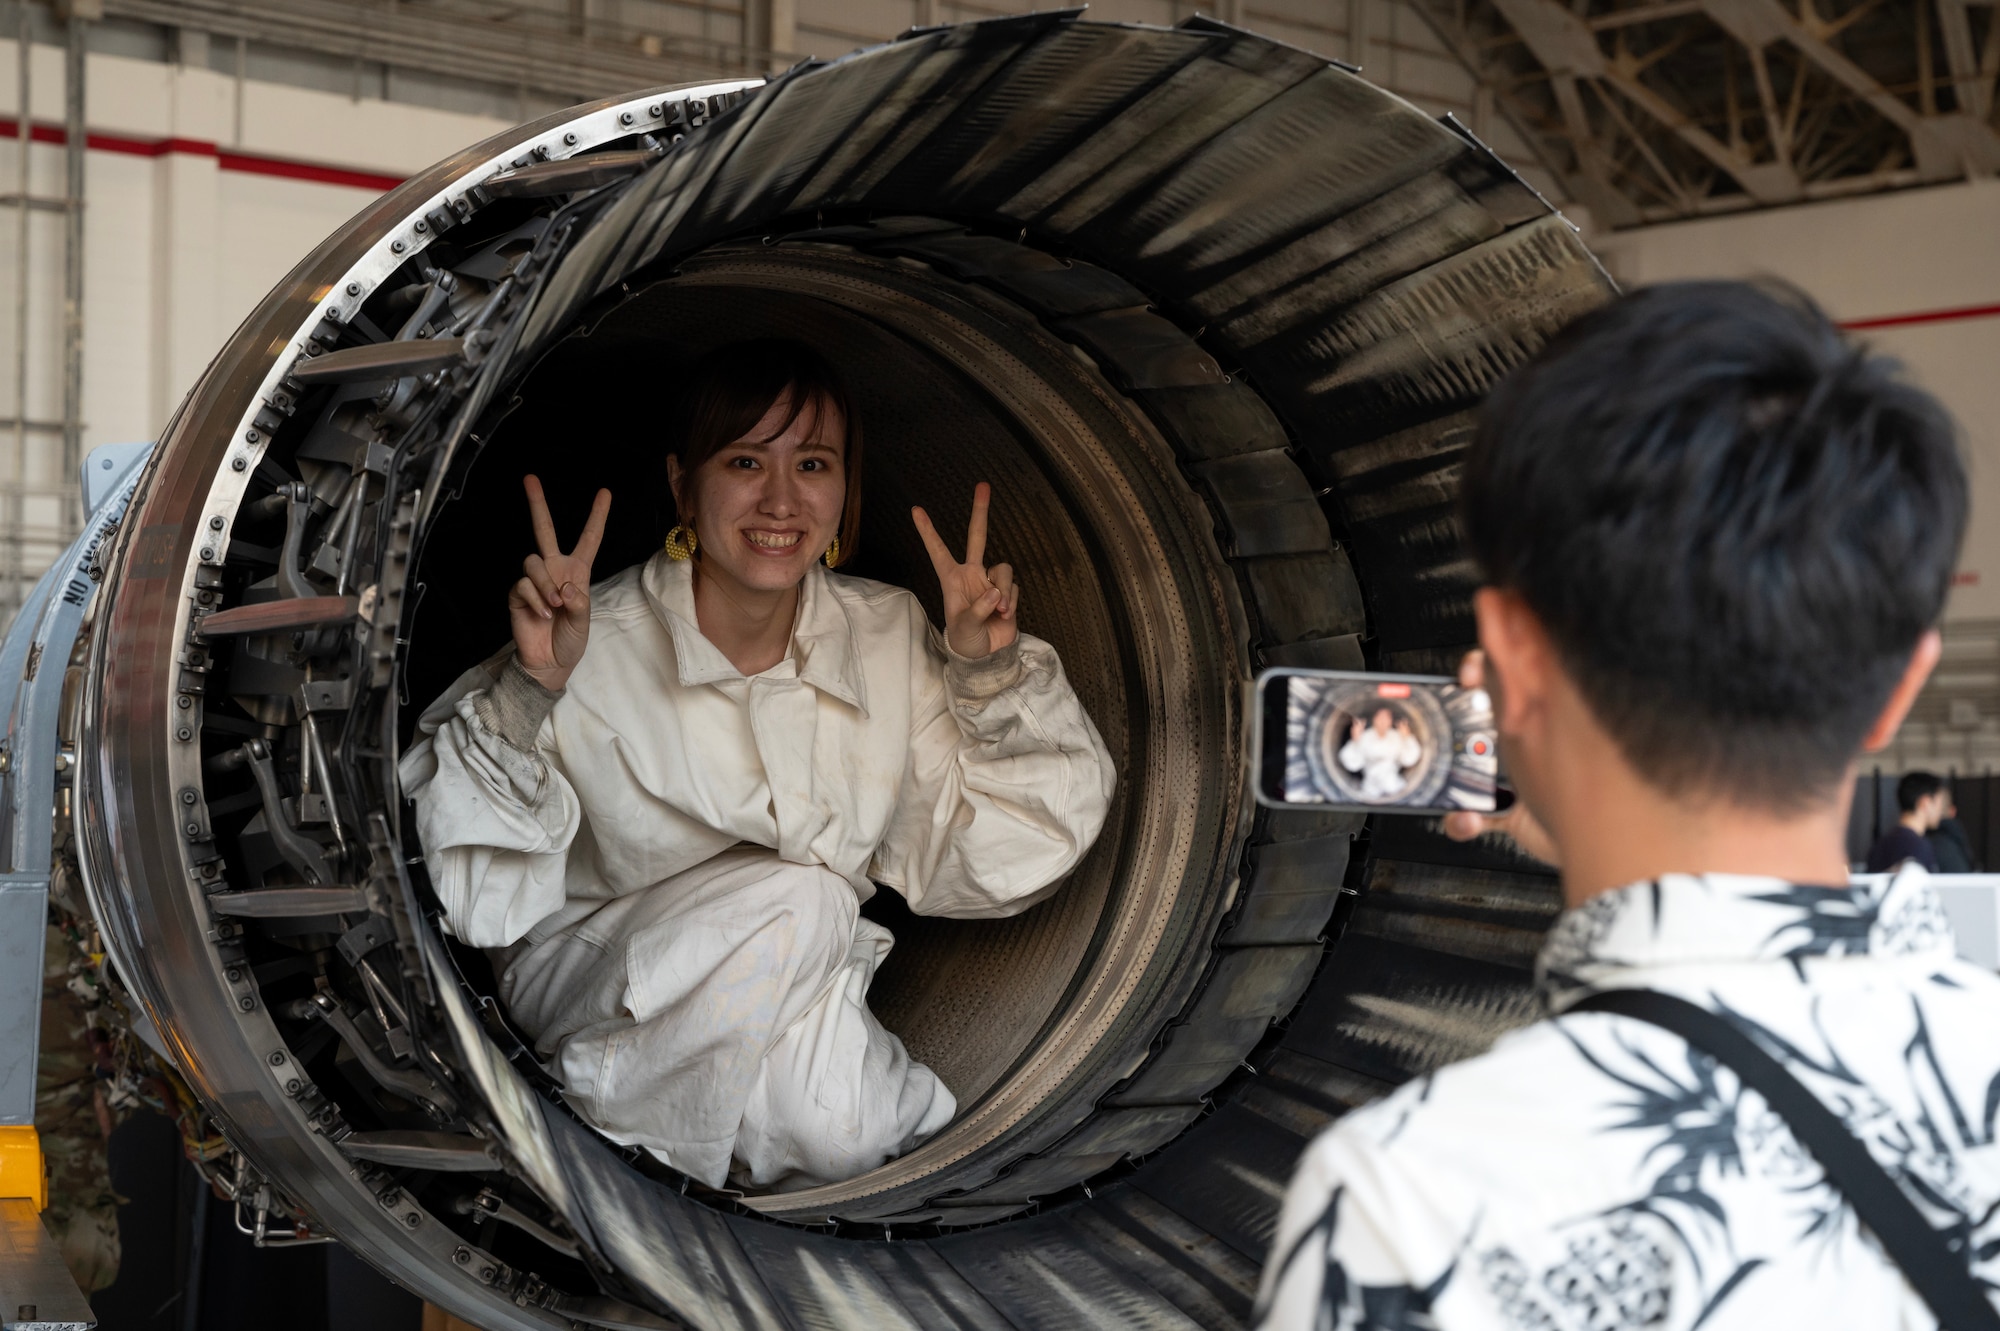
{"left": 648, "top": 103, "right": 662, "bottom": 117}
{"left": 208, "top": 515, "right": 224, "bottom": 530}
{"left": 224, "top": 967, "right": 242, "bottom": 982}
{"left": 231, "top": 456, "right": 247, "bottom": 471}
{"left": 390, "top": 239, "right": 406, "bottom": 254}
{"left": 413, "top": 219, "right": 427, "bottom": 233}
{"left": 176, "top": 727, "right": 192, "bottom": 741}
{"left": 563, "top": 131, "right": 578, "bottom": 145}
{"left": 452, "top": 1247, "right": 471, "bottom": 1265}
{"left": 619, "top": 111, "right": 634, "bottom": 126}
{"left": 268, "top": 1051, "right": 285, "bottom": 1065}
{"left": 346, "top": 281, "right": 361, "bottom": 296}
{"left": 237, "top": 996, "right": 254, "bottom": 1011}
{"left": 184, "top": 822, "right": 200, "bottom": 837}
{"left": 404, "top": 1213, "right": 421, "bottom": 1229}
{"left": 199, "top": 547, "right": 214, "bottom": 562}
{"left": 176, "top": 695, "right": 192, "bottom": 709}
{"left": 285, "top": 1078, "right": 302, "bottom": 1094}
{"left": 478, "top": 1267, "right": 495, "bottom": 1282}
{"left": 245, "top": 429, "right": 259, "bottom": 443}
{"left": 180, "top": 789, "right": 197, "bottom": 805}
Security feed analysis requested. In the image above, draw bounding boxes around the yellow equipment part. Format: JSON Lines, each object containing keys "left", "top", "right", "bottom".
{"left": 0, "top": 1126, "right": 46, "bottom": 1211}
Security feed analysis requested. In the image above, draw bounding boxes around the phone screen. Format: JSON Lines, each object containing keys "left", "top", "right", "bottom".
{"left": 1254, "top": 668, "right": 1500, "bottom": 814}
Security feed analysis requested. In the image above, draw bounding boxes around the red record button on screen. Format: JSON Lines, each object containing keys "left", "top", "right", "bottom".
{"left": 1470, "top": 738, "right": 1490, "bottom": 756}
{"left": 1376, "top": 682, "right": 1412, "bottom": 698}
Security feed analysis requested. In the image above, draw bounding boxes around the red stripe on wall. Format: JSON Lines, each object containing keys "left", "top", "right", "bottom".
{"left": 0, "top": 116, "right": 405, "bottom": 192}
{"left": 1842, "top": 303, "right": 2000, "bottom": 332}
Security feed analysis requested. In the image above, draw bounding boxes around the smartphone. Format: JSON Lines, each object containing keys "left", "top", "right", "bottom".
{"left": 1253, "top": 668, "right": 1500, "bottom": 814}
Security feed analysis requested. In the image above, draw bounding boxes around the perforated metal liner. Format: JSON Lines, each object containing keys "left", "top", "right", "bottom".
{"left": 72, "top": 16, "right": 1618, "bottom": 1329}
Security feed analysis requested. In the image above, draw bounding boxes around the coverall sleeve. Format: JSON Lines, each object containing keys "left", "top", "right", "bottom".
{"left": 397, "top": 657, "right": 583, "bottom": 948}
{"left": 869, "top": 626, "right": 1116, "bottom": 919}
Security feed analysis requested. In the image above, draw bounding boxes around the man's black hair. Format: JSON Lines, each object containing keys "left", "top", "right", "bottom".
{"left": 1897, "top": 771, "right": 1946, "bottom": 814}
{"left": 1461, "top": 280, "right": 1966, "bottom": 811}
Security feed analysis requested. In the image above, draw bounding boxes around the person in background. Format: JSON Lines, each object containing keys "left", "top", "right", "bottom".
{"left": 1864, "top": 770, "right": 1944, "bottom": 872}
{"left": 1255, "top": 281, "right": 1993, "bottom": 1330}
{"left": 1930, "top": 791, "right": 1979, "bottom": 872}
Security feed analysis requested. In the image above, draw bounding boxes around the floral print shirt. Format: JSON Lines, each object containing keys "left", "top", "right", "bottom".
{"left": 1256, "top": 865, "right": 2000, "bottom": 1330}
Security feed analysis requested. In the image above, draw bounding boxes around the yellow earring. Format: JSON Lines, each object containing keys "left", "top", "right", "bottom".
{"left": 664, "top": 524, "right": 698, "bottom": 560}
{"left": 823, "top": 535, "right": 840, "bottom": 567}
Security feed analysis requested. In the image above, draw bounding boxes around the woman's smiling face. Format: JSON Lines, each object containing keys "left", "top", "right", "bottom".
{"left": 673, "top": 388, "right": 847, "bottom": 595}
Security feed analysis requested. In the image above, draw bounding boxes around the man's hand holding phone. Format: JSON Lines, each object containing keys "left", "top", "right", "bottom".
{"left": 1439, "top": 650, "right": 1559, "bottom": 866}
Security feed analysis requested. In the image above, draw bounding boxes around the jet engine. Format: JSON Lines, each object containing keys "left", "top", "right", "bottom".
{"left": 26, "top": 15, "right": 1612, "bottom": 1328}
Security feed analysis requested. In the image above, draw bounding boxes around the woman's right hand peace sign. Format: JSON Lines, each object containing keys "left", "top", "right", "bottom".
{"left": 510, "top": 475, "right": 611, "bottom": 693}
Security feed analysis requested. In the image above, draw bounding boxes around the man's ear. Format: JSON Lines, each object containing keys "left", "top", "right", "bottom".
{"left": 1861, "top": 629, "right": 1942, "bottom": 753}
{"left": 1473, "top": 587, "right": 1555, "bottom": 736}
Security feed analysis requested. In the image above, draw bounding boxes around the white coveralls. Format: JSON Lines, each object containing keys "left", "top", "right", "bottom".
{"left": 400, "top": 553, "right": 1115, "bottom": 1192}
{"left": 1338, "top": 726, "right": 1421, "bottom": 799}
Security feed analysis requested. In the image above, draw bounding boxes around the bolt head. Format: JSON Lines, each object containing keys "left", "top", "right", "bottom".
{"left": 478, "top": 1266, "right": 496, "bottom": 1282}
{"left": 177, "top": 695, "right": 192, "bottom": 709}
{"left": 237, "top": 996, "right": 254, "bottom": 1011}
{"left": 224, "top": 967, "right": 242, "bottom": 982}
{"left": 245, "top": 429, "right": 260, "bottom": 443}
{"left": 176, "top": 727, "right": 192, "bottom": 742}
{"left": 648, "top": 104, "right": 662, "bottom": 117}
{"left": 185, "top": 822, "right": 200, "bottom": 836}
{"left": 404, "top": 1212, "right": 422, "bottom": 1228}
{"left": 268, "top": 1051, "right": 285, "bottom": 1065}
{"left": 413, "top": 219, "right": 427, "bottom": 233}
{"left": 347, "top": 281, "right": 361, "bottom": 296}
{"left": 563, "top": 131, "right": 578, "bottom": 145}
{"left": 209, "top": 516, "right": 224, "bottom": 530}
{"left": 453, "top": 1247, "right": 471, "bottom": 1265}
{"left": 231, "top": 457, "right": 247, "bottom": 472}
{"left": 199, "top": 547, "right": 214, "bottom": 561}
{"left": 285, "top": 1078, "right": 302, "bottom": 1094}
{"left": 390, "top": 239, "right": 406, "bottom": 253}
{"left": 619, "top": 111, "right": 634, "bottom": 125}
{"left": 180, "top": 788, "right": 197, "bottom": 804}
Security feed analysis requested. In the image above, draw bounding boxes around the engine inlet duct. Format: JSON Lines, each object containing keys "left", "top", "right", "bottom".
{"left": 58, "top": 15, "right": 1613, "bottom": 1329}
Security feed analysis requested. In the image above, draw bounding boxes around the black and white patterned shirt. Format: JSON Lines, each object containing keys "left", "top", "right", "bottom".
{"left": 1256, "top": 865, "right": 2000, "bottom": 1330}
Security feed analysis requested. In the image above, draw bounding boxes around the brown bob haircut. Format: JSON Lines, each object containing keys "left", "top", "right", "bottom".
{"left": 666, "top": 339, "right": 862, "bottom": 567}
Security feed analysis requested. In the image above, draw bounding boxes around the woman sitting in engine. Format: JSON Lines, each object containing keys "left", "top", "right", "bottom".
{"left": 400, "top": 340, "right": 1115, "bottom": 1192}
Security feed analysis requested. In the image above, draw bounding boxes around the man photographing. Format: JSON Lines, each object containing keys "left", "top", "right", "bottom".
{"left": 1257, "top": 282, "right": 1997, "bottom": 1329}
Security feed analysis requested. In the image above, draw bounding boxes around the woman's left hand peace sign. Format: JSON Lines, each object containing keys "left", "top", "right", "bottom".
{"left": 913, "top": 482, "right": 1018, "bottom": 659}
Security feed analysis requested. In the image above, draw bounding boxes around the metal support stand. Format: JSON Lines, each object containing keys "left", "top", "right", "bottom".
{"left": 0, "top": 440, "right": 151, "bottom": 1331}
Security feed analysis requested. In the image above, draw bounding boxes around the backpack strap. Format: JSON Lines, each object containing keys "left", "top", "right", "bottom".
{"left": 1570, "top": 988, "right": 2000, "bottom": 1331}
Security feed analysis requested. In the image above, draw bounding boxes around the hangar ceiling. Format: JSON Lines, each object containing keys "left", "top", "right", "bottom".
{"left": 1411, "top": 0, "right": 2000, "bottom": 224}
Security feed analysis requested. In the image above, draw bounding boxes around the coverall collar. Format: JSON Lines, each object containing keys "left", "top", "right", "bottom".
{"left": 640, "top": 551, "right": 869, "bottom": 715}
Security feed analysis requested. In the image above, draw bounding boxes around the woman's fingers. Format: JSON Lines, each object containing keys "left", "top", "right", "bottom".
{"left": 508, "top": 576, "right": 551, "bottom": 622}
{"left": 524, "top": 475, "right": 561, "bottom": 559}
{"left": 572, "top": 488, "right": 613, "bottom": 568}
{"left": 964, "top": 482, "right": 990, "bottom": 571}
{"left": 523, "top": 554, "right": 563, "bottom": 610}
{"left": 911, "top": 506, "right": 961, "bottom": 586}
{"left": 1459, "top": 648, "right": 1486, "bottom": 690}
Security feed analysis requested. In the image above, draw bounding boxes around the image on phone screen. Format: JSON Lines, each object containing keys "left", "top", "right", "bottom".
{"left": 1255, "top": 669, "right": 1499, "bottom": 814}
